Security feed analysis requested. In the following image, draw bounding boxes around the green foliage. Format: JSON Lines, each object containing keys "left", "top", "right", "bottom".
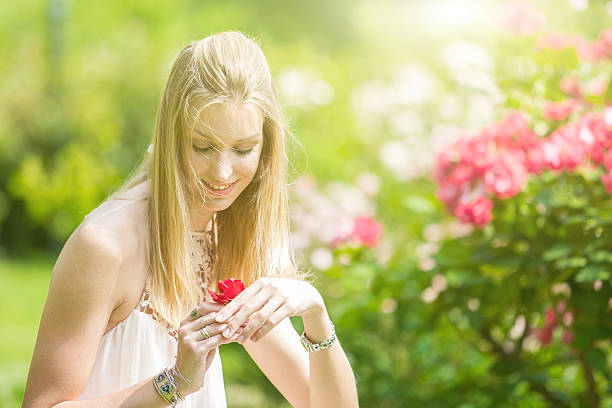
{"left": 2, "top": 1, "right": 612, "bottom": 407}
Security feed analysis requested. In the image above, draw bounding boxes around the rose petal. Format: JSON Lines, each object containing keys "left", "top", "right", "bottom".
{"left": 209, "top": 279, "right": 246, "bottom": 304}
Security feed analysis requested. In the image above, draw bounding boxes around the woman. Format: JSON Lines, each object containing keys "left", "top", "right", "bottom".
{"left": 23, "top": 31, "right": 358, "bottom": 407}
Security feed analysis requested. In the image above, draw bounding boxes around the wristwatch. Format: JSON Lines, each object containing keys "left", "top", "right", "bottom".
{"left": 300, "top": 321, "right": 336, "bottom": 352}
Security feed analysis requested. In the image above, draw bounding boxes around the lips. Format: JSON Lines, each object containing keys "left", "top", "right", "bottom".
{"left": 201, "top": 179, "right": 238, "bottom": 197}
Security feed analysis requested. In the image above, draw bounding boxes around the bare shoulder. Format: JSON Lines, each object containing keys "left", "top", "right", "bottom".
{"left": 50, "top": 193, "right": 148, "bottom": 324}
{"left": 74, "top": 186, "right": 150, "bottom": 307}
{"left": 23, "top": 186, "right": 149, "bottom": 407}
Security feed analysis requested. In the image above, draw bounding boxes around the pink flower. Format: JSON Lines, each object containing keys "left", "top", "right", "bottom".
{"left": 545, "top": 307, "right": 556, "bottom": 325}
{"left": 435, "top": 112, "right": 535, "bottom": 223}
{"left": 539, "top": 32, "right": 572, "bottom": 50}
{"left": 538, "top": 325, "right": 554, "bottom": 345}
{"left": 208, "top": 279, "right": 245, "bottom": 304}
{"left": 498, "top": 0, "right": 545, "bottom": 36}
{"left": 351, "top": 216, "right": 383, "bottom": 247}
{"left": 484, "top": 151, "right": 529, "bottom": 198}
{"left": 577, "top": 112, "right": 612, "bottom": 164}
{"left": 448, "top": 162, "right": 476, "bottom": 184}
{"left": 492, "top": 111, "right": 540, "bottom": 152}
{"left": 536, "top": 308, "right": 557, "bottom": 346}
{"left": 573, "top": 35, "right": 599, "bottom": 61}
{"left": 585, "top": 77, "right": 608, "bottom": 96}
{"left": 539, "top": 31, "right": 612, "bottom": 63}
{"left": 436, "top": 181, "right": 463, "bottom": 208}
{"left": 601, "top": 172, "right": 612, "bottom": 195}
{"left": 454, "top": 196, "right": 493, "bottom": 227}
{"left": 542, "top": 99, "right": 580, "bottom": 121}
{"left": 604, "top": 106, "right": 612, "bottom": 127}
{"left": 537, "top": 137, "right": 563, "bottom": 170}
{"left": 560, "top": 76, "right": 581, "bottom": 97}
{"left": 552, "top": 125, "right": 588, "bottom": 170}
{"left": 561, "top": 330, "right": 573, "bottom": 344}
{"left": 600, "top": 29, "right": 612, "bottom": 58}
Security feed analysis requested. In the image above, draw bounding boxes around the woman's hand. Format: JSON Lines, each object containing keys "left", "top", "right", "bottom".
{"left": 213, "top": 277, "right": 326, "bottom": 343}
{"left": 175, "top": 301, "right": 243, "bottom": 394}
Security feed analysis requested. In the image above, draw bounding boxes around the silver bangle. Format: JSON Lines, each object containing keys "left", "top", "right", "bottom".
{"left": 173, "top": 363, "right": 202, "bottom": 390}
{"left": 300, "top": 321, "right": 336, "bottom": 352}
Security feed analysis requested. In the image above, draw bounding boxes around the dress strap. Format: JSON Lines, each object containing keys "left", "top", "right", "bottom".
{"left": 84, "top": 196, "right": 147, "bottom": 222}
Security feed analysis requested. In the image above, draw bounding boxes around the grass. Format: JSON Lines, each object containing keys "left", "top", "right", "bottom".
{"left": 0, "top": 254, "right": 54, "bottom": 407}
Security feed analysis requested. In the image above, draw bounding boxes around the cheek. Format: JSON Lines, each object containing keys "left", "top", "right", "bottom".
{"left": 239, "top": 154, "right": 262, "bottom": 177}
{"left": 189, "top": 152, "right": 208, "bottom": 172}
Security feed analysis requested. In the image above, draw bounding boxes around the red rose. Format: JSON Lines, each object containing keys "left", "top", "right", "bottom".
{"left": 351, "top": 216, "right": 383, "bottom": 248}
{"left": 208, "top": 279, "right": 245, "bottom": 304}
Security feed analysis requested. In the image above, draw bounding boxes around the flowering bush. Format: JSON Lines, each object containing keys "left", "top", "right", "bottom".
{"left": 426, "top": 20, "right": 612, "bottom": 408}
{"left": 435, "top": 107, "right": 612, "bottom": 227}
{"left": 289, "top": 175, "right": 386, "bottom": 271}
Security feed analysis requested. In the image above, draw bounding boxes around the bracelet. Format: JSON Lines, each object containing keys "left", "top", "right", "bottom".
{"left": 300, "top": 321, "right": 336, "bottom": 352}
{"left": 166, "top": 368, "right": 185, "bottom": 402}
{"left": 173, "top": 362, "right": 202, "bottom": 390}
{"left": 152, "top": 368, "right": 183, "bottom": 406}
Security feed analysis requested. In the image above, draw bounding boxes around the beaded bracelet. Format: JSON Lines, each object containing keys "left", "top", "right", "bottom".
{"left": 152, "top": 368, "right": 184, "bottom": 406}
{"left": 166, "top": 368, "right": 186, "bottom": 402}
{"left": 300, "top": 321, "right": 337, "bottom": 352}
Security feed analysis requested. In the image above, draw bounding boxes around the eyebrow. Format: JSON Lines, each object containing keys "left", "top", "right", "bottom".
{"left": 193, "top": 128, "right": 261, "bottom": 143}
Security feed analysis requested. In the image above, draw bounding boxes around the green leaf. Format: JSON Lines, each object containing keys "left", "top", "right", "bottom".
{"left": 587, "top": 250, "right": 612, "bottom": 263}
{"left": 403, "top": 196, "right": 435, "bottom": 214}
{"left": 584, "top": 348, "right": 607, "bottom": 374}
{"left": 543, "top": 245, "right": 573, "bottom": 261}
{"left": 563, "top": 214, "right": 587, "bottom": 226}
{"left": 555, "top": 257, "right": 587, "bottom": 269}
{"left": 575, "top": 266, "right": 610, "bottom": 283}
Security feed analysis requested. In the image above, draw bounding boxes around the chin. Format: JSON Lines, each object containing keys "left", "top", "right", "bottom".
{"left": 204, "top": 194, "right": 239, "bottom": 211}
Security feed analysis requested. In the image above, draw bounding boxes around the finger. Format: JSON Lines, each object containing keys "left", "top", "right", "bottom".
{"left": 192, "top": 322, "right": 228, "bottom": 341}
{"left": 215, "top": 280, "right": 266, "bottom": 322}
{"left": 250, "top": 305, "right": 293, "bottom": 342}
{"left": 181, "top": 302, "right": 224, "bottom": 326}
{"left": 191, "top": 312, "right": 222, "bottom": 329}
{"left": 239, "top": 297, "right": 284, "bottom": 343}
{"left": 198, "top": 331, "right": 241, "bottom": 354}
{"left": 222, "top": 290, "right": 271, "bottom": 338}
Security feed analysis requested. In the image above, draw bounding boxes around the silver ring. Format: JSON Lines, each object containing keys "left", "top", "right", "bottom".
{"left": 200, "top": 326, "right": 211, "bottom": 339}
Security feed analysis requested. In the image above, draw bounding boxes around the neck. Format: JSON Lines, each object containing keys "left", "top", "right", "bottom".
{"left": 190, "top": 203, "right": 216, "bottom": 233}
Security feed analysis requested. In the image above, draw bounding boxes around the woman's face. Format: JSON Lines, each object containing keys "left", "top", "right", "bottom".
{"left": 188, "top": 102, "right": 264, "bottom": 212}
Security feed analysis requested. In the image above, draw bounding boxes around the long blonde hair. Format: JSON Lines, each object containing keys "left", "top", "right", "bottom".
{"left": 111, "top": 32, "right": 300, "bottom": 327}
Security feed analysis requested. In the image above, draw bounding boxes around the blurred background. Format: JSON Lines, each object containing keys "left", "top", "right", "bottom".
{"left": 1, "top": 0, "right": 611, "bottom": 406}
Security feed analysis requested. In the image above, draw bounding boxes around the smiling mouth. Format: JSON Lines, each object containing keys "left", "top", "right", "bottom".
{"left": 201, "top": 179, "right": 238, "bottom": 196}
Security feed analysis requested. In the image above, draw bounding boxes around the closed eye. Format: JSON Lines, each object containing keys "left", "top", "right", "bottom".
{"left": 193, "top": 144, "right": 254, "bottom": 155}
{"left": 234, "top": 147, "right": 254, "bottom": 155}
{"left": 193, "top": 144, "right": 213, "bottom": 153}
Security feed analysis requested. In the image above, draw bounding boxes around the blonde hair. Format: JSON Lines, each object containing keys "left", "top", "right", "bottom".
{"left": 111, "top": 32, "right": 301, "bottom": 327}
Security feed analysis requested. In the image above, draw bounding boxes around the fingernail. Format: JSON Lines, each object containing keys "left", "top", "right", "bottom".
{"left": 238, "top": 335, "right": 245, "bottom": 343}
{"left": 223, "top": 328, "right": 231, "bottom": 337}
{"left": 215, "top": 314, "right": 225, "bottom": 322}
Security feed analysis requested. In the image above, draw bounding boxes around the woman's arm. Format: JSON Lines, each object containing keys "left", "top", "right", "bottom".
{"left": 214, "top": 278, "right": 359, "bottom": 408}
{"left": 301, "top": 305, "right": 358, "bottom": 408}
{"left": 22, "top": 224, "right": 226, "bottom": 408}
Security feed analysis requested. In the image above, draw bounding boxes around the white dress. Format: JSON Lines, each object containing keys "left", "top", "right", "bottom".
{"left": 77, "top": 198, "right": 227, "bottom": 407}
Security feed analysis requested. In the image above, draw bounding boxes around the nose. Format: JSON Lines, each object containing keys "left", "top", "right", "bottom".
{"left": 209, "top": 150, "right": 234, "bottom": 181}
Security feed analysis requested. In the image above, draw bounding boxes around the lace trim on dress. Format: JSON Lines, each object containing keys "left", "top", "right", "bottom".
{"left": 136, "top": 231, "right": 215, "bottom": 341}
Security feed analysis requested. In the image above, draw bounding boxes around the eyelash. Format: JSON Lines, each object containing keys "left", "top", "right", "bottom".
{"left": 192, "top": 145, "right": 254, "bottom": 155}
